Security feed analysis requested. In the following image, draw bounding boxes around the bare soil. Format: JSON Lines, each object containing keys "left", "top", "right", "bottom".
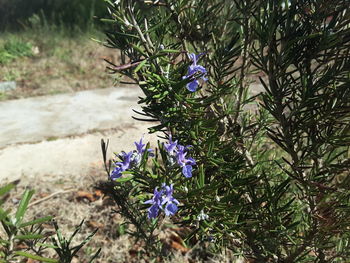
{"left": 3, "top": 169, "right": 238, "bottom": 263}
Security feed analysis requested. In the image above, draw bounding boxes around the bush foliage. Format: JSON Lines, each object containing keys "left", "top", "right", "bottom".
{"left": 100, "top": 0, "right": 350, "bottom": 262}
{"left": 0, "top": 0, "right": 107, "bottom": 31}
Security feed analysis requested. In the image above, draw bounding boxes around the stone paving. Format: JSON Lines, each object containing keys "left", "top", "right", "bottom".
{"left": 0, "top": 87, "right": 148, "bottom": 148}
{"left": 0, "top": 87, "right": 157, "bottom": 182}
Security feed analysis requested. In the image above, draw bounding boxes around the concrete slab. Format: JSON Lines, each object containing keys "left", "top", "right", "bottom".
{"left": 0, "top": 87, "right": 144, "bottom": 148}
{"left": 0, "top": 129, "right": 157, "bottom": 183}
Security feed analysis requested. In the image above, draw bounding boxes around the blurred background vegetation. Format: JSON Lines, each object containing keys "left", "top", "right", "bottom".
{"left": 0, "top": 0, "right": 108, "bottom": 31}
{"left": 0, "top": 0, "right": 117, "bottom": 101}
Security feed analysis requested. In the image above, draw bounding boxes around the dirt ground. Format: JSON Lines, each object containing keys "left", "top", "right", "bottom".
{"left": 3, "top": 168, "right": 155, "bottom": 263}
{"left": 2, "top": 169, "right": 240, "bottom": 263}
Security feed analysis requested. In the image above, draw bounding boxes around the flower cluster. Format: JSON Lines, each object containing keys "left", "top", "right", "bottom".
{"left": 182, "top": 53, "right": 208, "bottom": 92}
{"left": 164, "top": 136, "right": 196, "bottom": 178}
{"left": 145, "top": 184, "right": 179, "bottom": 219}
{"left": 110, "top": 137, "right": 153, "bottom": 180}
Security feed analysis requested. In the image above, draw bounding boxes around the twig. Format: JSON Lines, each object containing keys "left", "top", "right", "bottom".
{"left": 28, "top": 189, "right": 74, "bottom": 208}
{"left": 144, "top": 18, "right": 155, "bottom": 50}
{"left": 104, "top": 58, "right": 143, "bottom": 72}
{"left": 127, "top": 4, "right": 153, "bottom": 55}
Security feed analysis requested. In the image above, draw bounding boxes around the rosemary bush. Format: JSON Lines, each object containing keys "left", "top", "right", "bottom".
{"left": 101, "top": 0, "right": 350, "bottom": 262}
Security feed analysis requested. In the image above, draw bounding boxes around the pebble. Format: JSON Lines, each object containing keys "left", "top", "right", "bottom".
{"left": 0, "top": 81, "right": 16, "bottom": 92}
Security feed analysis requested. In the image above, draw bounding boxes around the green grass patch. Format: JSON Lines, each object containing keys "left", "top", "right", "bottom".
{"left": 0, "top": 37, "right": 33, "bottom": 64}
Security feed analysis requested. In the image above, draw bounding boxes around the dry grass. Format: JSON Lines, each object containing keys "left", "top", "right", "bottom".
{"left": 2, "top": 168, "right": 243, "bottom": 263}
{"left": 3, "top": 169, "right": 134, "bottom": 262}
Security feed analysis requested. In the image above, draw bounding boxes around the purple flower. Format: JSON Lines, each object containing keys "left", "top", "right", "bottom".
{"left": 164, "top": 136, "right": 196, "bottom": 178}
{"left": 111, "top": 136, "right": 154, "bottom": 180}
{"left": 164, "top": 136, "right": 178, "bottom": 155}
{"left": 144, "top": 187, "right": 163, "bottom": 219}
{"left": 182, "top": 53, "right": 207, "bottom": 92}
{"left": 116, "top": 151, "right": 133, "bottom": 170}
{"left": 165, "top": 202, "right": 179, "bottom": 216}
{"left": 161, "top": 184, "right": 179, "bottom": 216}
{"left": 135, "top": 137, "right": 153, "bottom": 154}
{"left": 145, "top": 184, "right": 179, "bottom": 219}
{"left": 131, "top": 137, "right": 154, "bottom": 167}
{"left": 110, "top": 166, "right": 124, "bottom": 180}
{"left": 134, "top": 137, "right": 146, "bottom": 154}
{"left": 176, "top": 145, "right": 196, "bottom": 178}
{"left": 147, "top": 204, "right": 161, "bottom": 219}
{"left": 110, "top": 151, "right": 132, "bottom": 180}
{"left": 182, "top": 165, "right": 193, "bottom": 178}
{"left": 132, "top": 137, "right": 155, "bottom": 168}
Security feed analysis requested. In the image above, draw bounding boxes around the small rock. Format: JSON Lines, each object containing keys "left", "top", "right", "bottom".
{"left": 0, "top": 81, "right": 16, "bottom": 92}
{"left": 32, "top": 46, "right": 40, "bottom": 55}
{"left": 12, "top": 198, "right": 19, "bottom": 204}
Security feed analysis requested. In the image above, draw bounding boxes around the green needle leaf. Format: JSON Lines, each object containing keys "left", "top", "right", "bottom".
{"left": 14, "top": 251, "right": 58, "bottom": 263}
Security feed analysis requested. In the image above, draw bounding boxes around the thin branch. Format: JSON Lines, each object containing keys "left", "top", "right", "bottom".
{"left": 127, "top": 4, "right": 153, "bottom": 55}
{"left": 28, "top": 189, "right": 74, "bottom": 208}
